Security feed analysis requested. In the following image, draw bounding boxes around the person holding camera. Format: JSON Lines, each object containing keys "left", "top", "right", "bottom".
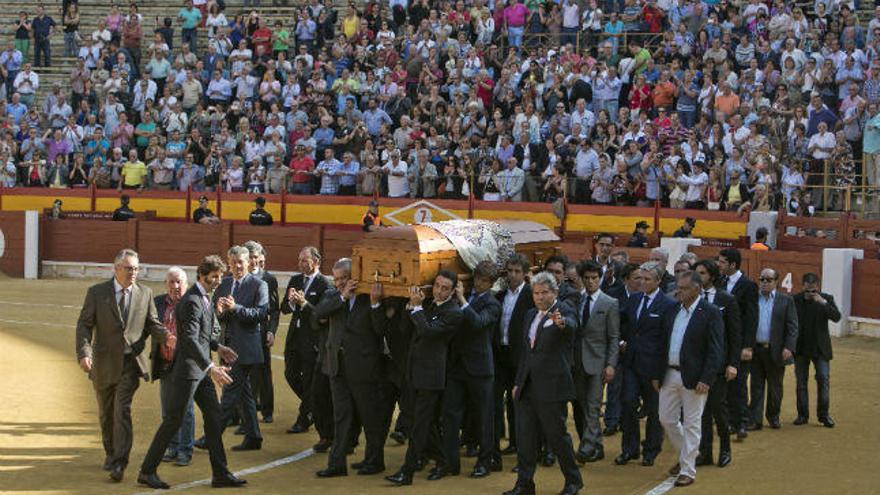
{"left": 792, "top": 273, "right": 840, "bottom": 428}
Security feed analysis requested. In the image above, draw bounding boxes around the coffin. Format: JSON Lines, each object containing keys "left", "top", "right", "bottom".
{"left": 352, "top": 220, "right": 560, "bottom": 297}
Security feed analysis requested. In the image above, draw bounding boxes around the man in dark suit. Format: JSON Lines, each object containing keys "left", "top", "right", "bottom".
{"left": 313, "top": 258, "right": 388, "bottom": 477}
{"left": 282, "top": 246, "right": 332, "bottom": 440}
{"left": 244, "top": 241, "right": 280, "bottom": 424}
{"left": 76, "top": 249, "right": 168, "bottom": 482}
{"left": 717, "top": 248, "right": 758, "bottom": 440}
{"left": 593, "top": 233, "right": 615, "bottom": 281}
{"left": 375, "top": 297, "right": 413, "bottom": 446}
{"left": 793, "top": 273, "right": 841, "bottom": 428}
{"left": 212, "top": 245, "right": 269, "bottom": 451}
{"left": 602, "top": 263, "right": 642, "bottom": 436}
{"left": 748, "top": 268, "right": 798, "bottom": 430}
{"left": 151, "top": 267, "right": 195, "bottom": 467}
{"left": 573, "top": 261, "right": 619, "bottom": 464}
{"left": 615, "top": 261, "right": 675, "bottom": 467}
{"left": 693, "top": 260, "right": 741, "bottom": 468}
{"left": 137, "top": 255, "right": 245, "bottom": 489}
{"left": 385, "top": 270, "right": 463, "bottom": 486}
{"left": 435, "top": 261, "right": 502, "bottom": 479}
{"left": 502, "top": 271, "right": 582, "bottom": 495}
{"left": 545, "top": 255, "right": 579, "bottom": 310}
{"left": 495, "top": 254, "right": 534, "bottom": 457}
{"left": 648, "top": 247, "right": 676, "bottom": 295}
{"left": 657, "top": 271, "right": 724, "bottom": 488}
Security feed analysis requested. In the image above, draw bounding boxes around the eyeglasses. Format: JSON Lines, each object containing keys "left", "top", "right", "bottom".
{"left": 121, "top": 266, "right": 140, "bottom": 272}
{"left": 759, "top": 277, "right": 776, "bottom": 282}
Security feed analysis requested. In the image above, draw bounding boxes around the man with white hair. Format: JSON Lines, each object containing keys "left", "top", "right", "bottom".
{"left": 151, "top": 267, "right": 196, "bottom": 466}
{"left": 649, "top": 247, "right": 676, "bottom": 294}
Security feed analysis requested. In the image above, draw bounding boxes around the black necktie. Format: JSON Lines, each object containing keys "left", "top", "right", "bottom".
{"left": 231, "top": 280, "right": 239, "bottom": 298}
{"left": 582, "top": 294, "right": 592, "bottom": 325}
{"left": 638, "top": 295, "right": 649, "bottom": 320}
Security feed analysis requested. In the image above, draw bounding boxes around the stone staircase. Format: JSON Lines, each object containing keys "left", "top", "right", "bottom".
{"left": 0, "top": 0, "right": 333, "bottom": 103}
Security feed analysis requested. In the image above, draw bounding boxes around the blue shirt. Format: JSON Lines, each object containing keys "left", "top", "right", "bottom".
{"left": 338, "top": 159, "right": 359, "bottom": 187}
{"left": 317, "top": 158, "right": 341, "bottom": 194}
{"left": 313, "top": 127, "right": 335, "bottom": 148}
{"left": 32, "top": 15, "right": 55, "bottom": 39}
{"left": 6, "top": 102, "right": 27, "bottom": 125}
{"left": 669, "top": 297, "right": 700, "bottom": 367}
{"left": 865, "top": 112, "right": 880, "bottom": 154}
{"left": 757, "top": 290, "right": 775, "bottom": 344}
{"left": 363, "top": 108, "right": 392, "bottom": 137}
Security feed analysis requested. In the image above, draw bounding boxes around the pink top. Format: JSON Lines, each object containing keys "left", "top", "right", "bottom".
{"left": 504, "top": 4, "right": 529, "bottom": 27}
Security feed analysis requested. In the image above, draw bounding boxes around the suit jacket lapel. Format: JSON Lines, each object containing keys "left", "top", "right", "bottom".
{"left": 124, "top": 283, "right": 140, "bottom": 329}
{"left": 108, "top": 280, "right": 123, "bottom": 325}
{"left": 533, "top": 302, "right": 556, "bottom": 349}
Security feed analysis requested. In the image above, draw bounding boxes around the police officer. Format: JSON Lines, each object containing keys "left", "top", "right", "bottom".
{"left": 249, "top": 196, "right": 274, "bottom": 226}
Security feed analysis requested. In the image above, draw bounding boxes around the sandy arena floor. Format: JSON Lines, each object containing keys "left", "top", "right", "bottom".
{"left": 0, "top": 275, "right": 878, "bottom": 495}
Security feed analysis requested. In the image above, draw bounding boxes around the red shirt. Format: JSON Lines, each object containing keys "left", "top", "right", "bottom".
{"left": 477, "top": 76, "right": 494, "bottom": 109}
{"left": 288, "top": 155, "right": 315, "bottom": 183}
{"left": 252, "top": 27, "right": 273, "bottom": 55}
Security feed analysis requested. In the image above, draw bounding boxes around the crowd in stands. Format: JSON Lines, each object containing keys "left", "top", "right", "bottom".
{"left": 1, "top": 0, "right": 880, "bottom": 216}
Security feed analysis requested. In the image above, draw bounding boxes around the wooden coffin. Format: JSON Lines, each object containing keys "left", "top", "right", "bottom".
{"left": 351, "top": 220, "right": 560, "bottom": 297}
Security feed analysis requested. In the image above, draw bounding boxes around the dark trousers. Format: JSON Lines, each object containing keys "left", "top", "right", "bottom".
{"left": 159, "top": 376, "right": 195, "bottom": 456}
{"left": 328, "top": 362, "right": 386, "bottom": 470}
{"left": 141, "top": 374, "right": 228, "bottom": 477}
{"left": 494, "top": 346, "right": 518, "bottom": 451}
{"left": 311, "top": 360, "right": 334, "bottom": 440}
{"left": 514, "top": 387, "right": 583, "bottom": 487}
{"left": 250, "top": 342, "right": 274, "bottom": 418}
{"left": 729, "top": 359, "right": 750, "bottom": 428}
{"left": 402, "top": 388, "right": 443, "bottom": 474}
{"left": 795, "top": 355, "right": 830, "bottom": 419}
{"left": 604, "top": 367, "right": 623, "bottom": 428}
{"left": 284, "top": 336, "right": 317, "bottom": 426}
{"left": 440, "top": 372, "right": 495, "bottom": 471}
{"left": 620, "top": 365, "right": 663, "bottom": 458}
{"left": 34, "top": 37, "right": 50, "bottom": 67}
{"left": 699, "top": 374, "right": 731, "bottom": 458}
{"left": 219, "top": 362, "right": 262, "bottom": 441}
{"left": 93, "top": 355, "right": 140, "bottom": 468}
{"left": 749, "top": 346, "right": 785, "bottom": 424}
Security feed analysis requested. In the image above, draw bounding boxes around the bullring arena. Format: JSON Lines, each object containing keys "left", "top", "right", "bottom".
{"left": 1, "top": 190, "right": 880, "bottom": 494}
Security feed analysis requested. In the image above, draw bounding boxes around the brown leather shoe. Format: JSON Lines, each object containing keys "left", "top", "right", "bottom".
{"left": 674, "top": 474, "right": 694, "bottom": 487}
{"left": 668, "top": 463, "right": 681, "bottom": 476}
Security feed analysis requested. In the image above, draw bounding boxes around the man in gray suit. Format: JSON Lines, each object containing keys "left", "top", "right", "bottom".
{"left": 76, "top": 248, "right": 167, "bottom": 482}
{"left": 573, "top": 260, "right": 620, "bottom": 464}
{"left": 748, "top": 268, "right": 798, "bottom": 430}
{"left": 214, "top": 245, "right": 269, "bottom": 450}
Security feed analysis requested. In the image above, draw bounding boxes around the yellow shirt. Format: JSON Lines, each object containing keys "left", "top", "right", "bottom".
{"left": 727, "top": 184, "right": 741, "bottom": 204}
{"left": 342, "top": 15, "right": 359, "bottom": 39}
{"left": 122, "top": 160, "right": 147, "bottom": 187}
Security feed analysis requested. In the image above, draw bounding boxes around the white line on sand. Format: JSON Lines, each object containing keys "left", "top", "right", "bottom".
{"left": 132, "top": 448, "right": 315, "bottom": 494}
{"left": 644, "top": 476, "right": 677, "bottom": 495}
{"left": 0, "top": 300, "right": 80, "bottom": 309}
{"left": 0, "top": 318, "right": 75, "bottom": 329}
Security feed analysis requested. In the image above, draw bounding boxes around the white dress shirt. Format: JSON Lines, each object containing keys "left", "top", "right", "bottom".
{"left": 669, "top": 296, "right": 701, "bottom": 367}
{"left": 501, "top": 282, "right": 525, "bottom": 345}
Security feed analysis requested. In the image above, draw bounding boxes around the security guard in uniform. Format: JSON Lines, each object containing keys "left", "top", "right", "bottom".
{"left": 249, "top": 197, "right": 274, "bottom": 226}
{"left": 362, "top": 200, "right": 383, "bottom": 232}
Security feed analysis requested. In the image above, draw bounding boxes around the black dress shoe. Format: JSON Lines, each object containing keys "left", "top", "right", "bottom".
{"left": 351, "top": 460, "right": 366, "bottom": 470}
{"left": 174, "top": 453, "right": 192, "bottom": 467}
{"left": 500, "top": 444, "right": 518, "bottom": 455}
{"left": 793, "top": 416, "right": 809, "bottom": 425}
{"left": 384, "top": 470, "right": 412, "bottom": 486}
{"left": 559, "top": 482, "right": 582, "bottom": 495}
{"left": 357, "top": 465, "right": 385, "bottom": 475}
{"left": 231, "top": 439, "right": 262, "bottom": 451}
{"left": 641, "top": 455, "right": 655, "bottom": 467}
{"left": 262, "top": 415, "right": 273, "bottom": 424}
{"left": 614, "top": 451, "right": 639, "bottom": 465}
{"left": 211, "top": 472, "right": 247, "bottom": 487}
{"left": 768, "top": 419, "right": 781, "bottom": 429}
{"left": 426, "top": 468, "right": 458, "bottom": 480}
{"left": 502, "top": 480, "right": 537, "bottom": 495}
{"left": 470, "top": 465, "right": 490, "bottom": 478}
{"left": 137, "top": 472, "right": 170, "bottom": 489}
{"left": 736, "top": 427, "right": 749, "bottom": 440}
{"left": 541, "top": 451, "right": 556, "bottom": 467}
{"left": 602, "top": 424, "right": 620, "bottom": 436}
{"left": 674, "top": 474, "right": 694, "bottom": 487}
{"left": 286, "top": 423, "right": 309, "bottom": 434}
{"left": 313, "top": 438, "right": 332, "bottom": 453}
{"left": 316, "top": 467, "right": 347, "bottom": 478}
{"left": 717, "top": 450, "right": 732, "bottom": 467}
{"left": 819, "top": 416, "right": 836, "bottom": 428}
{"left": 194, "top": 436, "right": 207, "bottom": 449}
{"left": 695, "top": 453, "right": 713, "bottom": 466}
{"left": 489, "top": 458, "right": 503, "bottom": 472}
{"left": 746, "top": 423, "right": 763, "bottom": 431}
{"left": 583, "top": 448, "right": 604, "bottom": 463}
{"left": 389, "top": 431, "right": 407, "bottom": 445}
{"left": 103, "top": 456, "right": 114, "bottom": 471}
{"left": 109, "top": 464, "right": 124, "bottom": 482}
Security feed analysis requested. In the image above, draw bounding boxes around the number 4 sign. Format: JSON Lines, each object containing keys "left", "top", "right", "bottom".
{"left": 780, "top": 272, "right": 793, "bottom": 292}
